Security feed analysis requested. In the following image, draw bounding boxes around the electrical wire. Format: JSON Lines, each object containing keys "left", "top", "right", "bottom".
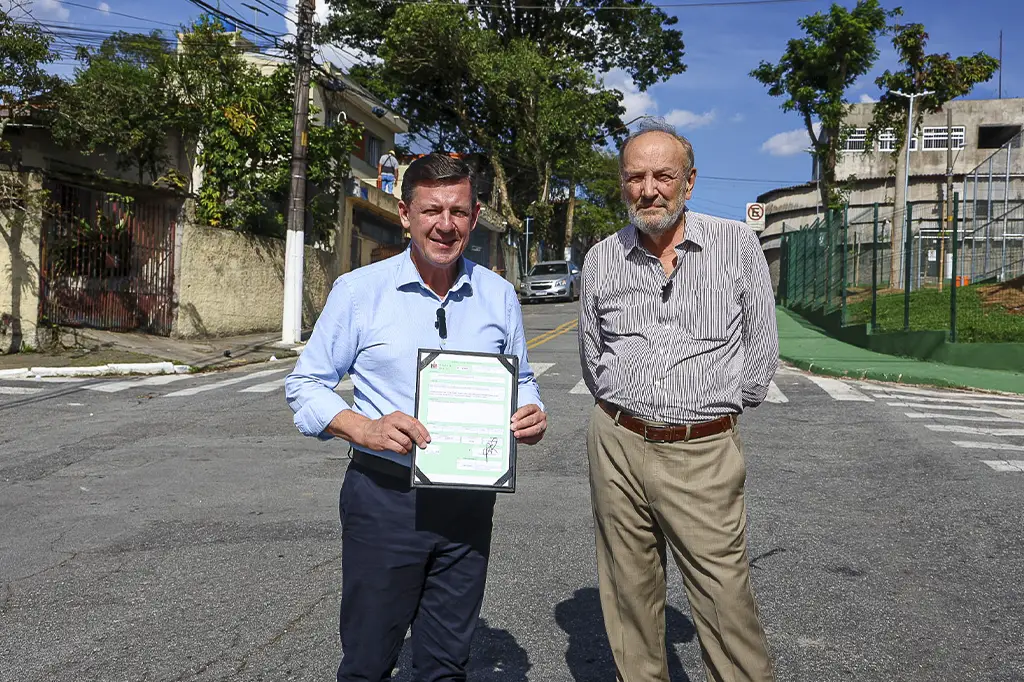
{"left": 395, "top": 0, "right": 819, "bottom": 9}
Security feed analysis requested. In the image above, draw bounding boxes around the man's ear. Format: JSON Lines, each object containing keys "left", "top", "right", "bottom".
{"left": 685, "top": 168, "right": 697, "bottom": 201}
{"left": 399, "top": 200, "right": 412, "bottom": 230}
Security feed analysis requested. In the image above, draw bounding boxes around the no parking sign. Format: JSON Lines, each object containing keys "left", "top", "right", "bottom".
{"left": 745, "top": 203, "right": 766, "bottom": 231}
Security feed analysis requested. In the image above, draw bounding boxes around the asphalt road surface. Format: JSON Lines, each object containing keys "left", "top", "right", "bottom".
{"left": 2, "top": 300, "right": 1022, "bottom": 681}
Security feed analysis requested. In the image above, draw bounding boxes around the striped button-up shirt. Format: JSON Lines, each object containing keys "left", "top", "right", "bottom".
{"left": 578, "top": 210, "right": 779, "bottom": 423}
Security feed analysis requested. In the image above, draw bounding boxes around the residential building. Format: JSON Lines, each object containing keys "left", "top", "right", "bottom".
{"left": 758, "top": 98, "right": 1024, "bottom": 289}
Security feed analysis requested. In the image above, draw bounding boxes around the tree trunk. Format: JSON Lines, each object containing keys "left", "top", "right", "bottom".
{"left": 488, "top": 154, "right": 521, "bottom": 230}
{"left": 564, "top": 169, "right": 577, "bottom": 262}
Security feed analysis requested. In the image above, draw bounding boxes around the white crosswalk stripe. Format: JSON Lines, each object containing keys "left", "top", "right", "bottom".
{"left": 532, "top": 363, "right": 555, "bottom": 378}
{"left": 805, "top": 376, "right": 874, "bottom": 402}
{"left": 952, "top": 441, "right": 1024, "bottom": 452}
{"left": 860, "top": 384, "right": 1024, "bottom": 403}
{"left": 982, "top": 460, "right": 1024, "bottom": 472}
{"left": 764, "top": 381, "right": 788, "bottom": 403}
{"left": 570, "top": 379, "right": 590, "bottom": 395}
{"left": 888, "top": 402, "right": 1000, "bottom": 413}
{"left": 163, "top": 368, "right": 289, "bottom": 397}
{"left": 0, "top": 386, "right": 42, "bottom": 395}
{"left": 926, "top": 424, "right": 1024, "bottom": 437}
{"left": 905, "top": 412, "right": 1016, "bottom": 423}
{"left": 86, "top": 374, "right": 189, "bottom": 393}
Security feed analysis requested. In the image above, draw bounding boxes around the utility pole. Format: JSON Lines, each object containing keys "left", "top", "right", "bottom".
{"left": 890, "top": 89, "right": 934, "bottom": 293}
{"left": 940, "top": 107, "right": 953, "bottom": 291}
{"left": 523, "top": 216, "right": 532, "bottom": 273}
{"left": 281, "top": 0, "right": 314, "bottom": 346}
{"left": 999, "top": 30, "right": 1003, "bottom": 99}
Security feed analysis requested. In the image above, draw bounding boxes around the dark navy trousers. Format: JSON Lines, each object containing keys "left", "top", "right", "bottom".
{"left": 337, "top": 460, "right": 497, "bottom": 682}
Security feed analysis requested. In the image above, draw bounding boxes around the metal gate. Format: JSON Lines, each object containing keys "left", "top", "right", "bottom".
{"left": 40, "top": 180, "right": 178, "bottom": 335}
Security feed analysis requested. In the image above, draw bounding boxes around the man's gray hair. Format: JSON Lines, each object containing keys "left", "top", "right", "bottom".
{"left": 618, "top": 118, "right": 696, "bottom": 175}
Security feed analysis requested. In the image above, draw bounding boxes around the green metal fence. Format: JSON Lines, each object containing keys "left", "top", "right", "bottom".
{"left": 778, "top": 195, "right": 1024, "bottom": 344}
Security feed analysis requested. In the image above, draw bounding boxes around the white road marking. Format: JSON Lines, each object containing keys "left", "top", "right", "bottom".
{"left": 952, "top": 440, "right": 1024, "bottom": 452}
{"left": 982, "top": 460, "right": 1024, "bottom": 472}
{"left": 926, "top": 424, "right": 1024, "bottom": 437}
{"left": 805, "top": 376, "right": 874, "bottom": 401}
{"left": 163, "top": 368, "right": 289, "bottom": 397}
{"left": 532, "top": 362, "right": 555, "bottom": 378}
{"left": 86, "top": 374, "right": 190, "bottom": 393}
{"left": 337, "top": 378, "right": 353, "bottom": 392}
{"left": 765, "top": 381, "right": 789, "bottom": 403}
{"left": 860, "top": 384, "right": 1024, "bottom": 403}
{"left": 239, "top": 378, "right": 285, "bottom": 393}
{"left": 878, "top": 394, "right": 1024, "bottom": 407}
{"left": 904, "top": 412, "right": 1016, "bottom": 423}
{"left": 887, "top": 402, "right": 1002, "bottom": 413}
{"left": 0, "top": 386, "right": 42, "bottom": 395}
{"left": 570, "top": 379, "right": 591, "bottom": 395}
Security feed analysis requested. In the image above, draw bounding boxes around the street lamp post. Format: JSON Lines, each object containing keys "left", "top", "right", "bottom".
{"left": 890, "top": 89, "right": 934, "bottom": 292}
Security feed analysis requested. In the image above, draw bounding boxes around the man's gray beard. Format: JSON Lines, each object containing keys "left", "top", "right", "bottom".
{"left": 628, "top": 200, "right": 687, "bottom": 237}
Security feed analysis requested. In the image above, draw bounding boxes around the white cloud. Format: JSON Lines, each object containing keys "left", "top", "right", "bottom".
{"left": 97, "top": 1, "right": 109, "bottom": 13}
{"left": 731, "top": 113, "right": 745, "bottom": 123}
{"left": 1, "top": 0, "right": 70, "bottom": 21}
{"left": 663, "top": 109, "right": 716, "bottom": 129}
{"left": 859, "top": 93, "right": 877, "bottom": 103}
{"left": 603, "top": 69, "right": 657, "bottom": 122}
{"left": 761, "top": 124, "right": 821, "bottom": 157}
{"left": 285, "top": 0, "right": 373, "bottom": 70}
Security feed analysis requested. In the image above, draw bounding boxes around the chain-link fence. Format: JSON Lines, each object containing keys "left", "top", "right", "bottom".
{"left": 779, "top": 198, "right": 1024, "bottom": 344}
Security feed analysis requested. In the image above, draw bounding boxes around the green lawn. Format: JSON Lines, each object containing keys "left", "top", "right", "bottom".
{"left": 846, "top": 285, "right": 1024, "bottom": 343}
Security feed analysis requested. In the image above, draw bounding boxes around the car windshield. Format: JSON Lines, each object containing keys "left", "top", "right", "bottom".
{"left": 530, "top": 263, "right": 568, "bottom": 276}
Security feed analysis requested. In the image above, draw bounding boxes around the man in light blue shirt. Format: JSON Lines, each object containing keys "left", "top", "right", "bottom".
{"left": 286, "top": 153, "right": 546, "bottom": 682}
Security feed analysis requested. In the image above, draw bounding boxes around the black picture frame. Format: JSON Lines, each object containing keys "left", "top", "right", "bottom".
{"left": 411, "top": 348, "right": 519, "bottom": 493}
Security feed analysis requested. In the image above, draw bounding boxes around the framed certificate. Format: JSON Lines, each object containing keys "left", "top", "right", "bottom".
{"left": 411, "top": 349, "right": 519, "bottom": 492}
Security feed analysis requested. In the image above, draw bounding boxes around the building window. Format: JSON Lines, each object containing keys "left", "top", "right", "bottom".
{"left": 922, "top": 126, "right": 966, "bottom": 151}
{"left": 978, "top": 124, "right": 1021, "bottom": 149}
{"left": 366, "top": 135, "right": 384, "bottom": 165}
{"left": 842, "top": 128, "right": 867, "bottom": 151}
{"left": 877, "top": 128, "right": 918, "bottom": 152}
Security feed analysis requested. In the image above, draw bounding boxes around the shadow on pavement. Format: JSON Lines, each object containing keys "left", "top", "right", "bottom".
{"left": 391, "top": 617, "right": 531, "bottom": 681}
{"left": 554, "top": 587, "right": 696, "bottom": 682}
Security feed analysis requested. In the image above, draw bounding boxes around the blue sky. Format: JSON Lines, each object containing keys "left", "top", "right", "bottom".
{"left": 16, "top": 0, "right": 1023, "bottom": 221}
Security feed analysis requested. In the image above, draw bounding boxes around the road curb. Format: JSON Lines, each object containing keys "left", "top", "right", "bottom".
{"left": 0, "top": 362, "right": 193, "bottom": 379}
{"left": 780, "top": 354, "right": 1024, "bottom": 396}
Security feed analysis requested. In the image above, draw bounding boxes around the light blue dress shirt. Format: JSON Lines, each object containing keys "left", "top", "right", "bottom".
{"left": 285, "top": 247, "right": 544, "bottom": 467}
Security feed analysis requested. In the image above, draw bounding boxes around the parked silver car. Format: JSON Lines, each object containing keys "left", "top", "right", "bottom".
{"left": 518, "top": 260, "right": 580, "bottom": 303}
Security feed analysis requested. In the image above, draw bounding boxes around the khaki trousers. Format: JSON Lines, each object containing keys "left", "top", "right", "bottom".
{"left": 586, "top": 404, "right": 775, "bottom": 682}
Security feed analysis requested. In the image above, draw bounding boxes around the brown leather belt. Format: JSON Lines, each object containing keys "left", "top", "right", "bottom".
{"left": 350, "top": 449, "right": 411, "bottom": 480}
{"left": 598, "top": 401, "right": 736, "bottom": 443}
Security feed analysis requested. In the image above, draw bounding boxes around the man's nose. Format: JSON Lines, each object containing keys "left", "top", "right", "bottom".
{"left": 641, "top": 173, "right": 658, "bottom": 198}
{"left": 437, "top": 211, "right": 456, "bottom": 230}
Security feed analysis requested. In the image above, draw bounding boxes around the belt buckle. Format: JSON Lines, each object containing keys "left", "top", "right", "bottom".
{"left": 643, "top": 422, "right": 675, "bottom": 444}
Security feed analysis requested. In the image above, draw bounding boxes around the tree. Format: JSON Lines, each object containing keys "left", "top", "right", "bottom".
{"left": 52, "top": 31, "right": 177, "bottom": 185}
{"left": 751, "top": 0, "right": 895, "bottom": 210}
{"left": 865, "top": 22, "right": 998, "bottom": 285}
{"left": 323, "top": 0, "right": 680, "bottom": 240}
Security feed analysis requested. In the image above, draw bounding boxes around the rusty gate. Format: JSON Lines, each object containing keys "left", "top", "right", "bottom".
{"left": 39, "top": 180, "right": 178, "bottom": 335}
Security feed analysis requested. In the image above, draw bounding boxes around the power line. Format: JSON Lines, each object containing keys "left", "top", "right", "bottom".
{"left": 57, "top": 0, "right": 183, "bottom": 28}
{"left": 395, "top": 0, "right": 819, "bottom": 9}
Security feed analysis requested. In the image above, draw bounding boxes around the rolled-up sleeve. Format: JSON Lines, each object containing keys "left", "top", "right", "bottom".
{"left": 506, "top": 292, "right": 544, "bottom": 412}
{"left": 740, "top": 229, "right": 779, "bottom": 407}
{"left": 285, "top": 278, "right": 358, "bottom": 438}
{"left": 578, "top": 251, "right": 601, "bottom": 397}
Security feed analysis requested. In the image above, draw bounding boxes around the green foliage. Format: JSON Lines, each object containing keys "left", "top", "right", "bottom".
{"left": 866, "top": 23, "right": 999, "bottom": 155}
{"left": 49, "top": 17, "right": 360, "bottom": 242}
{"left": 325, "top": 0, "right": 680, "bottom": 235}
{"left": 0, "top": 4, "right": 61, "bottom": 148}
{"left": 563, "top": 150, "right": 627, "bottom": 241}
{"left": 52, "top": 31, "right": 176, "bottom": 184}
{"left": 751, "top": 0, "right": 895, "bottom": 209}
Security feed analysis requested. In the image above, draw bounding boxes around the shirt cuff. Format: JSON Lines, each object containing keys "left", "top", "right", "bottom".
{"left": 742, "top": 383, "right": 769, "bottom": 407}
{"left": 293, "top": 391, "right": 351, "bottom": 440}
{"left": 517, "top": 384, "right": 545, "bottom": 413}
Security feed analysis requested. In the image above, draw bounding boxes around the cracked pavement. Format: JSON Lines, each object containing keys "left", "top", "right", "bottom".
{"left": 1, "top": 301, "right": 1023, "bottom": 681}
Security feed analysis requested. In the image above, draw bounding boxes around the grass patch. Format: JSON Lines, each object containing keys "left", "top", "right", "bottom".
{"left": 846, "top": 284, "right": 1024, "bottom": 343}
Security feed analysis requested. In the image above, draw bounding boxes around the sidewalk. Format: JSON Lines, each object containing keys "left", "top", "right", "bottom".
{"left": 0, "top": 328, "right": 306, "bottom": 376}
{"left": 777, "top": 306, "right": 1024, "bottom": 395}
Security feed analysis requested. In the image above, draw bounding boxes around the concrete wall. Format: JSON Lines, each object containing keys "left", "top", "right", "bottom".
{"left": 172, "top": 223, "right": 336, "bottom": 339}
{"left": 836, "top": 99, "right": 1024, "bottom": 180}
{"left": 0, "top": 173, "right": 43, "bottom": 352}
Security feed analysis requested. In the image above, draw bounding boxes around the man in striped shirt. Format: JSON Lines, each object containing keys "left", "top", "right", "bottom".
{"left": 578, "top": 120, "right": 779, "bottom": 682}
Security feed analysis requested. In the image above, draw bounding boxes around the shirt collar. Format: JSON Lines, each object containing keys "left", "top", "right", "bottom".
{"left": 395, "top": 246, "right": 473, "bottom": 297}
{"left": 623, "top": 207, "right": 706, "bottom": 256}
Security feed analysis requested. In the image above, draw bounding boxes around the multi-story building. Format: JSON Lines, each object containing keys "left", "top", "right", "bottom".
{"left": 759, "top": 98, "right": 1024, "bottom": 289}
